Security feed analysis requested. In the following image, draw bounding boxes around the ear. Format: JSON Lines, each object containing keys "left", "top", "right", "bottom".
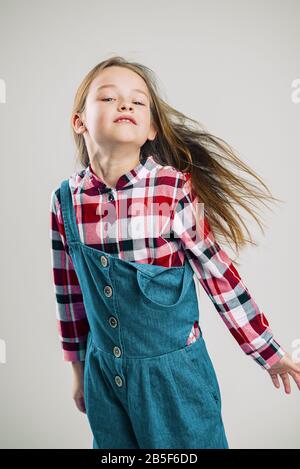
{"left": 72, "top": 113, "right": 86, "bottom": 134}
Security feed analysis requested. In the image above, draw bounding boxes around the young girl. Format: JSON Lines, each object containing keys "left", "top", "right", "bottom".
{"left": 50, "top": 56, "right": 300, "bottom": 449}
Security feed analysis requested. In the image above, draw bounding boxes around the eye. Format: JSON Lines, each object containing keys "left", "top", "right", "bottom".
{"left": 101, "top": 98, "right": 145, "bottom": 106}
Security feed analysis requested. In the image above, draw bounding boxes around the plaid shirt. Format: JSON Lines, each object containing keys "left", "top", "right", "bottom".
{"left": 50, "top": 154, "right": 286, "bottom": 370}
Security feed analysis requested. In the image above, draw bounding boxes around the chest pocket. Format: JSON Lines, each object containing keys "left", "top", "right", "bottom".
{"left": 135, "top": 263, "right": 190, "bottom": 309}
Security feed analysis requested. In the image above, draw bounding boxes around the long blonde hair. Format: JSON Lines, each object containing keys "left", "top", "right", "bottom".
{"left": 71, "top": 56, "right": 284, "bottom": 257}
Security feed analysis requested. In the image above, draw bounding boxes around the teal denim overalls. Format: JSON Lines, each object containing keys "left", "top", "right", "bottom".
{"left": 60, "top": 179, "right": 229, "bottom": 449}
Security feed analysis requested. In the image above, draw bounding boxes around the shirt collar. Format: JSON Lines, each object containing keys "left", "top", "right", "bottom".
{"left": 77, "top": 153, "right": 159, "bottom": 194}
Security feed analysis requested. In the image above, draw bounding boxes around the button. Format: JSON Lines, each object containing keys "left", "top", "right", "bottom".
{"left": 104, "top": 285, "right": 113, "bottom": 297}
{"left": 115, "top": 375, "right": 123, "bottom": 387}
{"left": 100, "top": 255, "right": 108, "bottom": 267}
{"left": 108, "top": 193, "right": 114, "bottom": 202}
{"left": 109, "top": 316, "right": 118, "bottom": 328}
{"left": 113, "top": 346, "right": 122, "bottom": 357}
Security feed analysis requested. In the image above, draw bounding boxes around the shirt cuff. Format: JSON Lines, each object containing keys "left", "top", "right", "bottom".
{"left": 61, "top": 341, "right": 87, "bottom": 362}
{"left": 249, "top": 337, "right": 287, "bottom": 370}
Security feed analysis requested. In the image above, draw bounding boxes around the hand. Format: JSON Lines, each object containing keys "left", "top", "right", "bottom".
{"left": 72, "top": 363, "right": 86, "bottom": 413}
{"left": 267, "top": 352, "right": 300, "bottom": 394}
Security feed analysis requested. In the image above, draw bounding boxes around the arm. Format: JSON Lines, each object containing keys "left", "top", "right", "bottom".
{"left": 171, "top": 175, "right": 286, "bottom": 371}
{"left": 49, "top": 187, "right": 90, "bottom": 363}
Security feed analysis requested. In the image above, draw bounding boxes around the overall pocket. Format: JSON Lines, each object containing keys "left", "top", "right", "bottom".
{"left": 181, "top": 339, "right": 221, "bottom": 412}
{"left": 135, "top": 263, "right": 192, "bottom": 309}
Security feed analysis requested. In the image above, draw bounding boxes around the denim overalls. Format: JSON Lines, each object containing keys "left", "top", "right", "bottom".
{"left": 60, "top": 179, "right": 229, "bottom": 449}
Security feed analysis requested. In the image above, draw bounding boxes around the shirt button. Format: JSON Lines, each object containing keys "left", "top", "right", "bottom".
{"left": 109, "top": 316, "right": 118, "bottom": 328}
{"left": 115, "top": 375, "right": 123, "bottom": 387}
{"left": 100, "top": 255, "right": 108, "bottom": 267}
{"left": 113, "top": 346, "right": 122, "bottom": 358}
{"left": 108, "top": 193, "right": 114, "bottom": 202}
{"left": 104, "top": 285, "right": 113, "bottom": 297}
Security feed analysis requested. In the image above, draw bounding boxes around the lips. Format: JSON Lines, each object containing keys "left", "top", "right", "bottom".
{"left": 114, "top": 115, "right": 137, "bottom": 125}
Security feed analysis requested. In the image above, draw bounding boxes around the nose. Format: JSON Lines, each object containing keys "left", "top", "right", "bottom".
{"left": 119, "top": 103, "right": 133, "bottom": 111}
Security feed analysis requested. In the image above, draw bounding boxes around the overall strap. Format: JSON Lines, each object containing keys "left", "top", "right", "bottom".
{"left": 59, "top": 179, "right": 81, "bottom": 249}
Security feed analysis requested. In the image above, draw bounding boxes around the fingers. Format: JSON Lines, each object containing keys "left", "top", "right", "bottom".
{"left": 280, "top": 372, "right": 291, "bottom": 394}
{"left": 270, "top": 371, "right": 291, "bottom": 393}
{"left": 74, "top": 396, "right": 86, "bottom": 413}
{"left": 288, "top": 369, "right": 300, "bottom": 391}
{"left": 78, "top": 397, "right": 86, "bottom": 413}
{"left": 268, "top": 356, "right": 300, "bottom": 393}
{"left": 270, "top": 373, "right": 280, "bottom": 389}
{"left": 291, "top": 362, "right": 300, "bottom": 374}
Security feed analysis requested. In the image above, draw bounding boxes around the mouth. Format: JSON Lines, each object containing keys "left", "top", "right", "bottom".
{"left": 114, "top": 120, "right": 136, "bottom": 125}
{"left": 114, "top": 116, "right": 137, "bottom": 125}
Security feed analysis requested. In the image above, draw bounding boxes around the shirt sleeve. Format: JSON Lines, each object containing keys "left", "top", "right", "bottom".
{"left": 50, "top": 187, "right": 90, "bottom": 362}
{"left": 171, "top": 175, "right": 286, "bottom": 371}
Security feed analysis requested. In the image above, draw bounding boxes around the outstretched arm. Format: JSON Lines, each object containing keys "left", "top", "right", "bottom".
{"left": 171, "top": 175, "right": 300, "bottom": 393}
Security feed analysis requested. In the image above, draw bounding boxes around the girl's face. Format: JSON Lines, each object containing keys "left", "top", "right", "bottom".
{"left": 76, "top": 66, "right": 157, "bottom": 155}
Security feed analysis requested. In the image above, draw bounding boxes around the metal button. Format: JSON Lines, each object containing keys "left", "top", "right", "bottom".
{"left": 113, "top": 346, "right": 122, "bottom": 357}
{"left": 100, "top": 255, "right": 108, "bottom": 267}
{"left": 115, "top": 375, "right": 123, "bottom": 387}
{"left": 108, "top": 193, "right": 114, "bottom": 202}
{"left": 104, "top": 285, "right": 113, "bottom": 297}
{"left": 109, "top": 316, "right": 118, "bottom": 328}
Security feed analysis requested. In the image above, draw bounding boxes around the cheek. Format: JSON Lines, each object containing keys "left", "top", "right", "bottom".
{"left": 86, "top": 105, "right": 109, "bottom": 130}
{"left": 139, "top": 110, "right": 151, "bottom": 127}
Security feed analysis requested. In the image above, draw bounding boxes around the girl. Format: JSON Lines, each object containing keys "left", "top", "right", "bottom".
{"left": 50, "top": 56, "right": 300, "bottom": 449}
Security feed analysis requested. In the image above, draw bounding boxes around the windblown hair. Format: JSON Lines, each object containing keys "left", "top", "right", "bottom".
{"left": 71, "top": 56, "right": 284, "bottom": 257}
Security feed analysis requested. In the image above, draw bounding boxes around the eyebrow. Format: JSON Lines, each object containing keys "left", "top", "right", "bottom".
{"left": 95, "top": 84, "right": 149, "bottom": 99}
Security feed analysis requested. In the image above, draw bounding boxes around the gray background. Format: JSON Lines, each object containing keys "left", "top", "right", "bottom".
{"left": 0, "top": 0, "right": 299, "bottom": 449}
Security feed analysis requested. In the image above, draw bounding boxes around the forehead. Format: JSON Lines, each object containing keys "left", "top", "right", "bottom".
{"left": 89, "top": 66, "right": 150, "bottom": 97}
